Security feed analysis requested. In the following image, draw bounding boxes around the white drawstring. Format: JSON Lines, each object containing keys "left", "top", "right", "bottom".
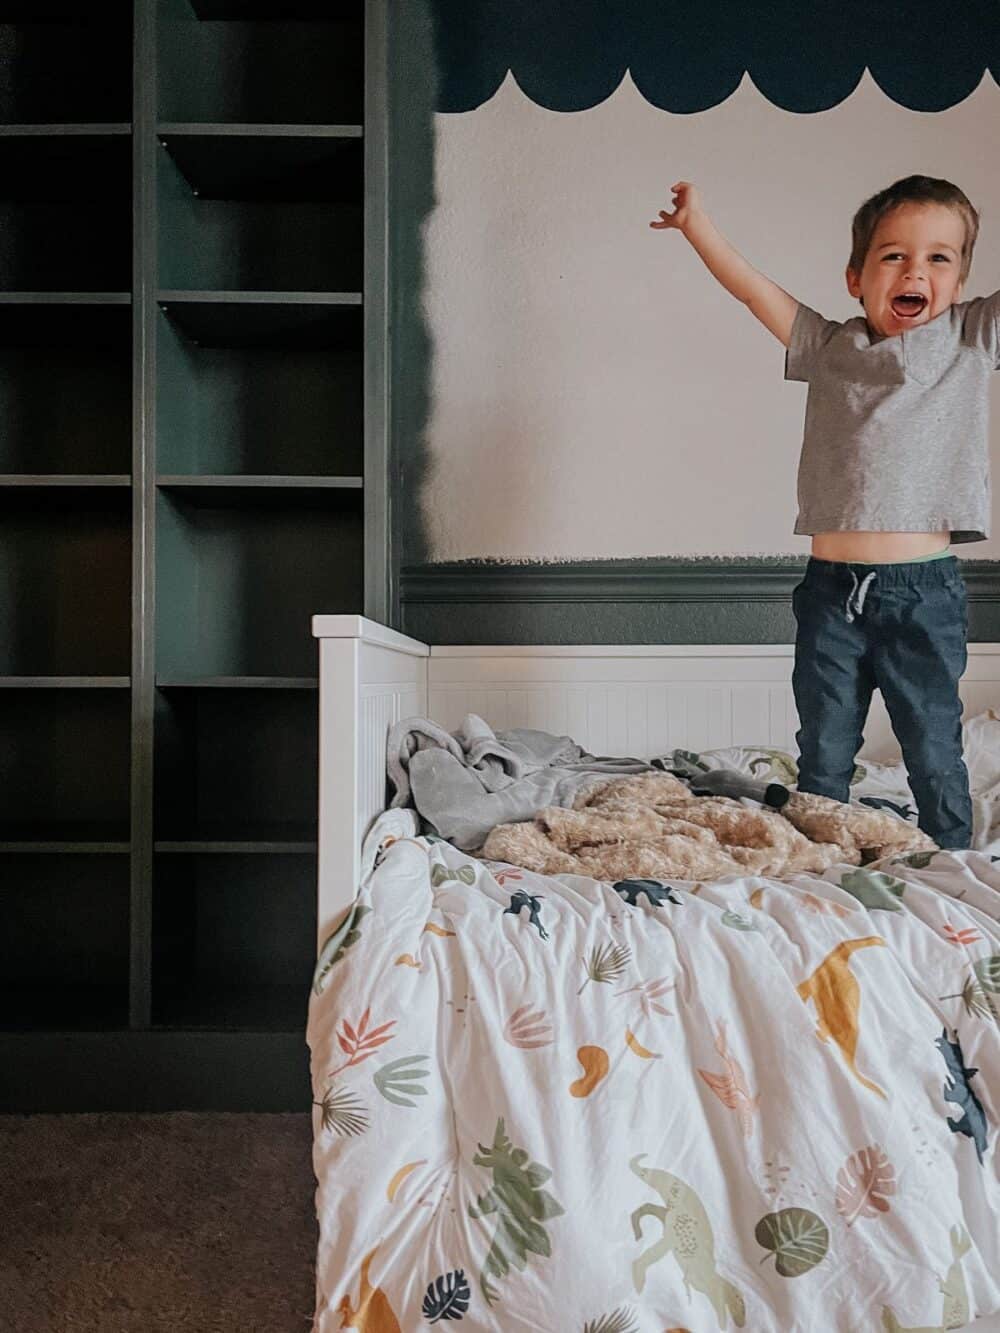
{"left": 845, "top": 570, "right": 876, "bottom": 623}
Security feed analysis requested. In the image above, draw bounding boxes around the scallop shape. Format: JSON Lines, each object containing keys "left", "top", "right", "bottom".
{"left": 429, "top": 0, "right": 1000, "bottom": 115}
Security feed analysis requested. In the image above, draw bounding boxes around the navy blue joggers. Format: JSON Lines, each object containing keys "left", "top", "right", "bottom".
{"left": 791, "top": 555, "right": 973, "bottom": 849}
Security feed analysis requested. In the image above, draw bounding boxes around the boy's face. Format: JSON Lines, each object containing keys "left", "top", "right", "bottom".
{"left": 845, "top": 202, "right": 967, "bottom": 339}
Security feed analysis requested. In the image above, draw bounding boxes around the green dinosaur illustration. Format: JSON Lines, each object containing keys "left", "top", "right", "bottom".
{"left": 881, "top": 1310, "right": 945, "bottom": 1333}
{"left": 940, "top": 1226, "right": 971, "bottom": 1329}
{"left": 431, "top": 862, "right": 477, "bottom": 887}
{"left": 628, "top": 1154, "right": 746, "bottom": 1328}
{"left": 747, "top": 748, "right": 866, "bottom": 786}
{"left": 892, "top": 850, "right": 938, "bottom": 870}
{"left": 312, "top": 902, "right": 372, "bottom": 995}
{"left": 881, "top": 1224, "right": 971, "bottom": 1332}
{"left": 749, "top": 749, "right": 801, "bottom": 785}
{"left": 468, "top": 1117, "right": 565, "bottom": 1307}
{"left": 838, "top": 867, "right": 907, "bottom": 913}
{"left": 671, "top": 749, "right": 712, "bottom": 775}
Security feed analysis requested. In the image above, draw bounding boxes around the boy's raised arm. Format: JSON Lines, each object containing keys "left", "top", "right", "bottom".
{"left": 651, "top": 182, "right": 799, "bottom": 348}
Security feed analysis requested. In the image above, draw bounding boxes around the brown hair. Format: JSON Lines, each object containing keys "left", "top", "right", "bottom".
{"left": 848, "top": 175, "right": 980, "bottom": 294}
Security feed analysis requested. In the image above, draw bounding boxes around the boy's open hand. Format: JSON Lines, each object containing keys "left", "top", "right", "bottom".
{"left": 650, "top": 181, "right": 703, "bottom": 233}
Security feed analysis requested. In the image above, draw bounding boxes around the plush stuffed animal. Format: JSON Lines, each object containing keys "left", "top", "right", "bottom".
{"left": 687, "top": 768, "right": 792, "bottom": 808}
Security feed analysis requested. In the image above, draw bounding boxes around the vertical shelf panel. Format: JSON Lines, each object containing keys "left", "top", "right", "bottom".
{"left": 364, "top": 0, "right": 388, "bottom": 623}
{"left": 130, "top": 0, "right": 160, "bottom": 1031}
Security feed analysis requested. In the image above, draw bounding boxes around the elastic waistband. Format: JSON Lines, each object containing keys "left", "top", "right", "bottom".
{"left": 804, "top": 553, "right": 960, "bottom": 587}
{"left": 896, "top": 548, "right": 952, "bottom": 562}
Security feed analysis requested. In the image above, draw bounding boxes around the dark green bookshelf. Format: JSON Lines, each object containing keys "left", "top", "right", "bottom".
{"left": 0, "top": 0, "right": 383, "bottom": 1111}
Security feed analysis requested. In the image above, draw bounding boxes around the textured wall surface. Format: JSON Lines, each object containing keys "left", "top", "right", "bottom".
{"left": 417, "top": 67, "right": 1000, "bottom": 561}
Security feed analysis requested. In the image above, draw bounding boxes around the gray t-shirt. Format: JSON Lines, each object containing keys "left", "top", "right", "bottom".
{"left": 784, "top": 293, "right": 1000, "bottom": 543}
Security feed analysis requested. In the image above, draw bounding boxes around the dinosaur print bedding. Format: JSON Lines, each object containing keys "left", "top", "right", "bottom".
{"left": 308, "top": 804, "right": 1000, "bottom": 1332}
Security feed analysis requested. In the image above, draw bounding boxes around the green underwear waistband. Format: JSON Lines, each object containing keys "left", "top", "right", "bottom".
{"left": 896, "top": 548, "right": 951, "bottom": 562}
{"left": 819, "top": 546, "right": 951, "bottom": 566}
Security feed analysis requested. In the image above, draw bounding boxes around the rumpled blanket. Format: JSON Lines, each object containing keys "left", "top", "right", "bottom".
{"left": 387, "top": 712, "right": 659, "bottom": 850}
{"left": 482, "top": 770, "right": 938, "bottom": 879}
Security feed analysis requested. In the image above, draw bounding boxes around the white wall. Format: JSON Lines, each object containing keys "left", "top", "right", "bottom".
{"left": 419, "top": 68, "right": 1000, "bottom": 561}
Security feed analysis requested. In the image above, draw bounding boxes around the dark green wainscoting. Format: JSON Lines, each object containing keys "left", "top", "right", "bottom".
{"left": 401, "top": 558, "right": 1000, "bottom": 645}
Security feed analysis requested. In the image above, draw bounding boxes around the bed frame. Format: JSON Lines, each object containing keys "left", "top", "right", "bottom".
{"left": 311, "top": 614, "right": 1000, "bottom": 946}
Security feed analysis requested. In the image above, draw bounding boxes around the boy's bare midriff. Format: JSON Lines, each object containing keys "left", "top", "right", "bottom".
{"left": 810, "top": 530, "right": 950, "bottom": 562}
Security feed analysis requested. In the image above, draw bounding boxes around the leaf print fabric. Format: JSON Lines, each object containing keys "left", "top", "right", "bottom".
{"left": 307, "top": 814, "right": 1000, "bottom": 1331}
{"left": 755, "top": 1207, "right": 830, "bottom": 1277}
{"left": 696, "top": 1019, "right": 759, "bottom": 1138}
{"left": 422, "top": 1267, "right": 471, "bottom": 1322}
{"left": 834, "top": 1145, "right": 897, "bottom": 1225}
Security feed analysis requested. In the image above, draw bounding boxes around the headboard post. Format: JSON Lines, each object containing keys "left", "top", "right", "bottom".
{"left": 312, "top": 616, "right": 429, "bottom": 947}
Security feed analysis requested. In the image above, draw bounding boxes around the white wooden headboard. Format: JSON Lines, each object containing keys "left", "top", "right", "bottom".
{"left": 312, "top": 614, "right": 1000, "bottom": 943}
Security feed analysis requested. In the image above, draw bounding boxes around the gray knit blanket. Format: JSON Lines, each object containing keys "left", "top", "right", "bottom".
{"left": 386, "top": 713, "right": 658, "bottom": 851}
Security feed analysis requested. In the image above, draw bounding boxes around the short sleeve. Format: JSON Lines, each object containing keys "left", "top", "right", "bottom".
{"left": 783, "top": 301, "right": 841, "bottom": 382}
{"left": 959, "top": 291, "right": 1000, "bottom": 369}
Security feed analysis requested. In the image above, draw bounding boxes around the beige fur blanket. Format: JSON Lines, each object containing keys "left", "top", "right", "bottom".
{"left": 481, "top": 771, "right": 937, "bottom": 879}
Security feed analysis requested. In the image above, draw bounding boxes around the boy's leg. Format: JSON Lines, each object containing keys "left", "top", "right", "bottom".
{"left": 791, "top": 563, "right": 876, "bottom": 802}
{"left": 871, "top": 564, "right": 972, "bottom": 849}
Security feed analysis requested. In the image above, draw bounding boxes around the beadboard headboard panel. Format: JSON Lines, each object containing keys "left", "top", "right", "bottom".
{"left": 312, "top": 618, "right": 1000, "bottom": 939}
{"left": 427, "top": 643, "right": 1000, "bottom": 763}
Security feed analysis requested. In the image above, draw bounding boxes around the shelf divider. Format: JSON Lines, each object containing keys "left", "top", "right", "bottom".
{"left": 0, "top": 476, "right": 131, "bottom": 487}
{"left": 129, "top": 0, "right": 158, "bottom": 1032}
{"left": 156, "top": 676, "right": 317, "bottom": 688}
{"left": 0, "top": 677, "right": 131, "bottom": 688}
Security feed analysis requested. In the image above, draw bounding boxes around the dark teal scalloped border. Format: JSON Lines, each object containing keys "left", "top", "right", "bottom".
{"left": 429, "top": 0, "right": 1000, "bottom": 114}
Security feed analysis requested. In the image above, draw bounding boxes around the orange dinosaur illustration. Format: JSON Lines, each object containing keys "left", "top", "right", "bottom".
{"left": 337, "top": 1244, "right": 402, "bottom": 1332}
{"left": 797, "top": 937, "right": 887, "bottom": 1099}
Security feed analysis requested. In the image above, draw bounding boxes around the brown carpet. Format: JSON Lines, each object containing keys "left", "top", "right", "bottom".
{"left": 0, "top": 1113, "right": 318, "bottom": 1333}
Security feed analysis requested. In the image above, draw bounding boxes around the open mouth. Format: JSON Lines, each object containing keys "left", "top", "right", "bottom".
{"left": 890, "top": 293, "right": 928, "bottom": 320}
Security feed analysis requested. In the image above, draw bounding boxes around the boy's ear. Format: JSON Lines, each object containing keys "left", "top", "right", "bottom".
{"left": 845, "top": 266, "right": 862, "bottom": 301}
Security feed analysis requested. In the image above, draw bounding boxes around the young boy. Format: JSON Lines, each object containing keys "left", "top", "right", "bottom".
{"left": 652, "top": 175, "right": 1000, "bottom": 849}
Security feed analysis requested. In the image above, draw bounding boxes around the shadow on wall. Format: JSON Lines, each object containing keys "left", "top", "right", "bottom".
{"left": 393, "top": 0, "right": 439, "bottom": 580}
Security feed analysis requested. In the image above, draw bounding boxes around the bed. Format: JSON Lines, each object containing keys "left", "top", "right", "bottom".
{"left": 306, "top": 615, "right": 1000, "bottom": 1332}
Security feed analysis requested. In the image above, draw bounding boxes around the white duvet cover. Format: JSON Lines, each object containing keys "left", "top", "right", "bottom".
{"left": 308, "top": 718, "right": 1000, "bottom": 1332}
